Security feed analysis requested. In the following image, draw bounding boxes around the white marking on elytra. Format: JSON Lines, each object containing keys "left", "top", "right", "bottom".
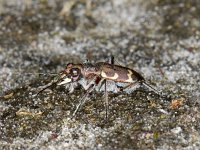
{"left": 125, "top": 70, "right": 134, "bottom": 83}
{"left": 101, "top": 71, "right": 119, "bottom": 80}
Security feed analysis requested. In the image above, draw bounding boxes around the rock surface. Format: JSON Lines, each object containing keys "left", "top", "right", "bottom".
{"left": 0, "top": 0, "right": 199, "bottom": 149}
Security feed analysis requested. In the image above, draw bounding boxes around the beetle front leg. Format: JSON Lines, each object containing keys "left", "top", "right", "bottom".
{"left": 96, "top": 79, "right": 109, "bottom": 121}
{"left": 71, "top": 77, "right": 103, "bottom": 118}
{"left": 72, "top": 83, "right": 96, "bottom": 118}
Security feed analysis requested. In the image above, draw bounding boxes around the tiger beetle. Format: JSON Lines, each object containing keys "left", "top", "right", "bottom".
{"left": 37, "top": 56, "right": 160, "bottom": 120}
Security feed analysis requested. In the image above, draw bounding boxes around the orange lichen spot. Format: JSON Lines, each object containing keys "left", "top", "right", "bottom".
{"left": 170, "top": 97, "right": 185, "bottom": 109}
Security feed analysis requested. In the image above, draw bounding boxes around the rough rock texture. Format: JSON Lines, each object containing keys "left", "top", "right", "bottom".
{"left": 0, "top": 0, "right": 199, "bottom": 149}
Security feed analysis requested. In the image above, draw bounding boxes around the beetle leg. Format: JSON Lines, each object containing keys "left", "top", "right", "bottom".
{"left": 97, "top": 78, "right": 105, "bottom": 91}
{"left": 122, "top": 81, "right": 160, "bottom": 95}
{"left": 104, "top": 80, "right": 109, "bottom": 121}
{"left": 120, "top": 82, "right": 139, "bottom": 91}
{"left": 72, "top": 83, "right": 96, "bottom": 118}
{"left": 96, "top": 79, "right": 109, "bottom": 120}
{"left": 142, "top": 81, "right": 160, "bottom": 95}
{"left": 72, "top": 76, "right": 103, "bottom": 118}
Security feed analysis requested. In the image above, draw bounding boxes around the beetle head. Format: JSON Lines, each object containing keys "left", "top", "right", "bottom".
{"left": 57, "top": 63, "right": 83, "bottom": 85}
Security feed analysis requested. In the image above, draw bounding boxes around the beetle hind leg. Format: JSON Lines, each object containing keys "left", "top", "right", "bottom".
{"left": 119, "top": 82, "right": 140, "bottom": 92}
{"left": 142, "top": 81, "right": 160, "bottom": 95}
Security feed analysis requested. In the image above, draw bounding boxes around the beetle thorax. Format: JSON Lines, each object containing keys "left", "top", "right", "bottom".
{"left": 82, "top": 64, "right": 100, "bottom": 77}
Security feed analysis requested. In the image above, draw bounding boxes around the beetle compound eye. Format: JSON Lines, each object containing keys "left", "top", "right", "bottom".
{"left": 70, "top": 68, "right": 80, "bottom": 77}
{"left": 73, "top": 70, "right": 78, "bottom": 75}
{"left": 69, "top": 68, "right": 81, "bottom": 82}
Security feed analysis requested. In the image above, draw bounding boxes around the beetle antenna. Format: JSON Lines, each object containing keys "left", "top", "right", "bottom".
{"left": 4, "top": 72, "right": 59, "bottom": 76}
